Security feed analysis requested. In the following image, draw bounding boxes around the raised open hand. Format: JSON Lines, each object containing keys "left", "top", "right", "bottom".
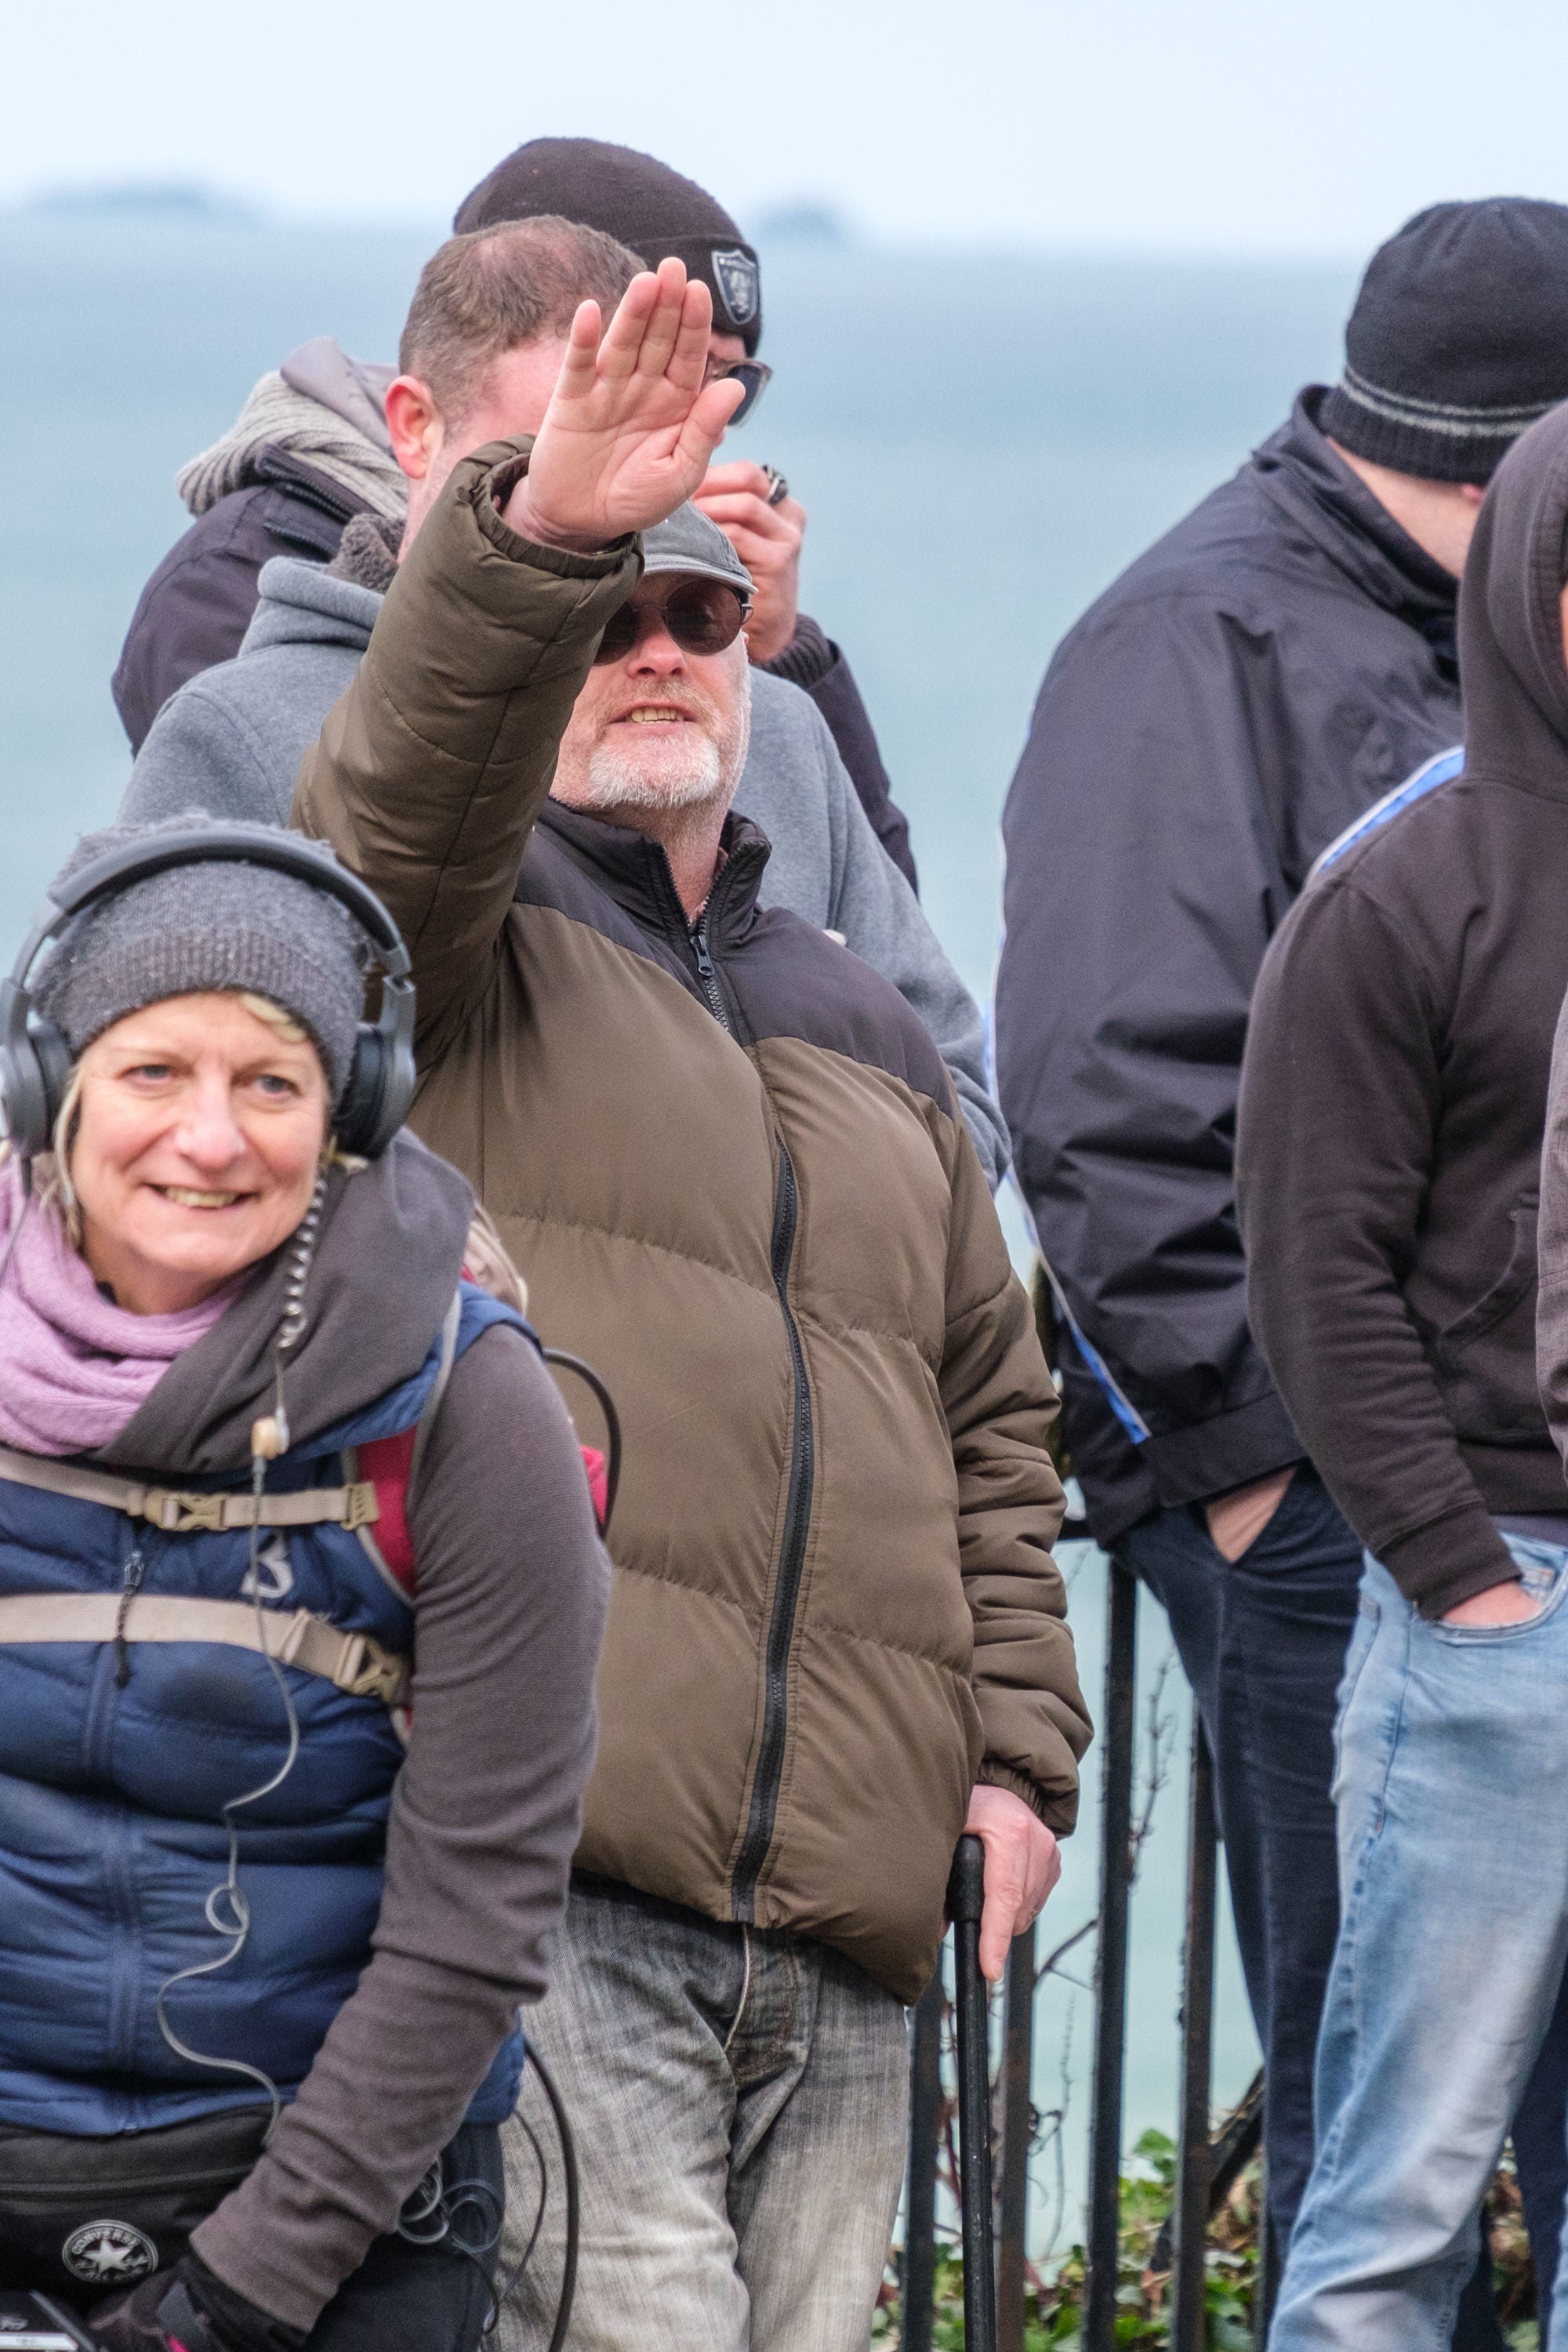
{"left": 503, "top": 260, "right": 746, "bottom": 552}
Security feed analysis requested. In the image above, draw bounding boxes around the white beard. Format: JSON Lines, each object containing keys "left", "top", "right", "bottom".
{"left": 583, "top": 726, "right": 727, "bottom": 812}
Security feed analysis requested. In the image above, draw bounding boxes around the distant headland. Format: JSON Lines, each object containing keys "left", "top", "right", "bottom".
{"left": 18, "top": 180, "right": 262, "bottom": 224}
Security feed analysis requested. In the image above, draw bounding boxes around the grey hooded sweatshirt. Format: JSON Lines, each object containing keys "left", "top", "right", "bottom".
{"left": 120, "top": 546, "right": 1009, "bottom": 1185}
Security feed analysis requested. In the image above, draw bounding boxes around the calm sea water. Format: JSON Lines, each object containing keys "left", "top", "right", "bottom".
{"left": 0, "top": 217, "right": 1360, "bottom": 2245}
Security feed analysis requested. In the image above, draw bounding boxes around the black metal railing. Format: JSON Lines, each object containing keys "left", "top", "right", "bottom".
{"left": 900, "top": 1552, "right": 1269, "bottom": 2352}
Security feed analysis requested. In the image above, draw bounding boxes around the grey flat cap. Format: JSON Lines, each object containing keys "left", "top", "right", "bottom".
{"left": 641, "top": 503, "right": 753, "bottom": 601}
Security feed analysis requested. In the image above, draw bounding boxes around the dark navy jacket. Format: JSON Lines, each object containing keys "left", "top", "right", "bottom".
{"left": 0, "top": 1283, "right": 523, "bottom": 2134}
{"left": 996, "top": 389, "right": 1465, "bottom": 1545}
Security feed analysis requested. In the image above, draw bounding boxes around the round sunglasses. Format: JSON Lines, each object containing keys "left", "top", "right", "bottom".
{"left": 592, "top": 578, "right": 751, "bottom": 666}
{"left": 706, "top": 357, "right": 773, "bottom": 426}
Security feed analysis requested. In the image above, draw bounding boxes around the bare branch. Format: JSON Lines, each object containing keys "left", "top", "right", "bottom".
{"left": 1032, "top": 1991, "right": 1076, "bottom": 2257}
{"left": 1128, "top": 1646, "right": 1179, "bottom": 1882}
{"left": 1036, "top": 1911, "right": 1098, "bottom": 1989}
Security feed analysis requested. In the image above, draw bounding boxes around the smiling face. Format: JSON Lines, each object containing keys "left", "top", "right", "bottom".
{"left": 66, "top": 992, "right": 331, "bottom": 1316}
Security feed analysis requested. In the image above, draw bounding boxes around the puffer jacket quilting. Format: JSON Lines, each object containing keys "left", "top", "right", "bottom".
{"left": 0, "top": 1285, "right": 523, "bottom": 2132}
{"left": 295, "top": 444, "right": 1091, "bottom": 2002}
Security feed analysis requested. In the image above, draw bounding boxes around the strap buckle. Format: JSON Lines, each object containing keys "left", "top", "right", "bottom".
{"left": 345, "top": 1637, "right": 409, "bottom": 1708}
{"left": 143, "top": 1489, "right": 230, "bottom": 1534}
{"left": 343, "top": 1482, "right": 379, "bottom": 1532}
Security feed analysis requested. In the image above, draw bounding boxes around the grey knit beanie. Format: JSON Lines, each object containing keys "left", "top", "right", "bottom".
{"left": 34, "top": 815, "right": 372, "bottom": 1104}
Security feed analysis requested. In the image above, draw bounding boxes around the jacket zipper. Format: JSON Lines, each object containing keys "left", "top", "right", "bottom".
{"left": 679, "top": 881, "right": 814, "bottom": 1914}
{"left": 688, "top": 913, "right": 733, "bottom": 1033}
{"left": 114, "top": 1544, "right": 146, "bottom": 1687}
{"left": 103, "top": 1541, "right": 146, "bottom": 2069}
{"left": 731, "top": 1140, "right": 815, "bottom": 1918}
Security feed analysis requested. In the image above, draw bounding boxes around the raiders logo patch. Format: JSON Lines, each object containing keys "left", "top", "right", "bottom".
{"left": 60, "top": 2220, "right": 158, "bottom": 2285}
{"left": 711, "top": 248, "right": 759, "bottom": 328}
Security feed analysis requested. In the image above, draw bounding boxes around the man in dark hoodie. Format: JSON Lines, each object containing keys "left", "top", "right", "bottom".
{"left": 994, "top": 198, "right": 1568, "bottom": 2278}
{"left": 1238, "top": 397, "right": 1568, "bottom": 2343}
{"left": 111, "top": 140, "right": 916, "bottom": 891}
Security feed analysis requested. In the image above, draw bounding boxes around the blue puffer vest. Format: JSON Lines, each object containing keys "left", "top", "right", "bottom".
{"left": 0, "top": 1282, "right": 524, "bottom": 2134}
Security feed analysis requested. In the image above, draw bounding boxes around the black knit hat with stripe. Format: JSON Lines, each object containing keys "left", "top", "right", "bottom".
{"left": 453, "top": 139, "right": 762, "bottom": 356}
{"left": 1321, "top": 198, "right": 1568, "bottom": 485}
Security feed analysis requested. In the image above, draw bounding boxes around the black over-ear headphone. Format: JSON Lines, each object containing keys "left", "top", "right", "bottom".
{"left": 0, "top": 826, "right": 417, "bottom": 1163}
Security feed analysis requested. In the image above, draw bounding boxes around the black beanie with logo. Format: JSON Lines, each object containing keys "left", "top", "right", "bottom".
{"left": 1321, "top": 198, "right": 1568, "bottom": 484}
{"left": 454, "top": 139, "right": 762, "bottom": 355}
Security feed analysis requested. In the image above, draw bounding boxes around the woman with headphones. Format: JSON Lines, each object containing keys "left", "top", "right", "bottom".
{"left": 0, "top": 815, "right": 608, "bottom": 2351}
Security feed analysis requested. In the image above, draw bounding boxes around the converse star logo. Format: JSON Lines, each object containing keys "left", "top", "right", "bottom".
{"left": 60, "top": 2220, "right": 158, "bottom": 2284}
{"left": 711, "top": 249, "right": 759, "bottom": 328}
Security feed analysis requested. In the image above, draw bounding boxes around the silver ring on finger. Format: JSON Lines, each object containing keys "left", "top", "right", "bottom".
{"left": 763, "top": 466, "right": 789, "bottom": 506}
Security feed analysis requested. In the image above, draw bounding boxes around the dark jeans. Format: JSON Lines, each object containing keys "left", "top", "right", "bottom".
{"left": 297, "top": 2122, "right": 504, "bottom": 2350}
{"left": 9, "top": 2122, "right": 503, "bottom": 2352}
{"left": 1119, "top": 1469, "right": 1568, "bottom": 2343}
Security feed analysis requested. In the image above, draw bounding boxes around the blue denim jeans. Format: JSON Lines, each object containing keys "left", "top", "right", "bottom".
{"left": 1124, "top": 1482, "right": 1568, "bottom": 2344}
{"left": 1272, "top": 1539, "right": 1568, "bottom": 2349}
{"left": 494, "top": 1875, "right": 909, "bottom": 2352}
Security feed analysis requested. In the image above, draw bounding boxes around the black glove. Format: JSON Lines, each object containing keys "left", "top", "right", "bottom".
{"left": 89, "top": 2255, "right": 307, "bottom": 2352}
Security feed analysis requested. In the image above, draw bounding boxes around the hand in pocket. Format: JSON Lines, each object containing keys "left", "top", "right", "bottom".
{"left": 1440, "top": 1577, "right": 1541, "bottom": 1627}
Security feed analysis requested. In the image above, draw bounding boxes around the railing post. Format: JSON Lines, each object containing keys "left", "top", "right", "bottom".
{"left": 996, "top": 1919, "right": 1036, "bottom": 2350}
{"left": 1085, "top": 1556, "right": 1138, "bottom": 2352}
{"left": 902, "top": 1965, "right": 944, "bottom": 2352}
{"left": 1171, "top": 1722, "right": 1218, "bottom": 2352}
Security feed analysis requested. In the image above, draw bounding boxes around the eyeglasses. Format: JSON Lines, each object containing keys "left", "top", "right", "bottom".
{"left": 705, "top": 357, "right": 772, "bottom": 426}
{"left": 592, "top": 579, "right": 751, "bottom": 666}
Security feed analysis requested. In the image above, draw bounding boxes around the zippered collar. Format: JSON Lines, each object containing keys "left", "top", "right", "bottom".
{"left": 1252, "top": 389, "right": 1459, "bottom": 666}
{"left": 537, "top": 800, "right": 773, "bottom": 956}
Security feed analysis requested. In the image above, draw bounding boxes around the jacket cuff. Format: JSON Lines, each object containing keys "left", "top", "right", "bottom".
{"left": 1378, "top": 1504, "right": 1523, "bottom": 1620}
{"left": 760, "top": 612, "right": 837, "bottom": 692}
{"left": 975, "top": 1760, "right": 1050, "bottom": 1824}
{"left": 1142, "top": 1388, "right": 1306, "bottom": 1508}
{"left": 471, "top": 442, "right": 640, "bottom": 579}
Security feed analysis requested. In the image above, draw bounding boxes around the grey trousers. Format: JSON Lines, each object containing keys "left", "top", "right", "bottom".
{"left": 496, "top": 1875, "right": 910, "bottom": 2352}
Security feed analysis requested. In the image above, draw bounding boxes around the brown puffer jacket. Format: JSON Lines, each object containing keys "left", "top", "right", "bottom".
{"left": 296, "top": 444, "right": 1091, "bottom": 2000}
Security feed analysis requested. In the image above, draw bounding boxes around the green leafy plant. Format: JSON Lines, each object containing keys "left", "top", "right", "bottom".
{"left": 874, "top": 2134, "right": 1538, "bottom": 2349}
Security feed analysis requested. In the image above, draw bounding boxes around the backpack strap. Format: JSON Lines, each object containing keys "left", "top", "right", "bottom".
{"left": 411, "top": 1288, "right": 463, "bottom": 1494}
{"left": 0, "top": 1445, "right": 378, "bottom": 1534}
{"left": 0, "top": 1592, "right": 409, "bottom": 1710}
{"left": 349, "top": 1290, "right": 619, "bottom": 1606}
{"left": 351, "top": 1290, "right": 463, "bottom": 1598}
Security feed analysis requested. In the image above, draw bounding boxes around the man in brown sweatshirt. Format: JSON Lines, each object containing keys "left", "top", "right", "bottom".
{"left": 1238, "top": 398, "right": 1568, "bottom": 2344}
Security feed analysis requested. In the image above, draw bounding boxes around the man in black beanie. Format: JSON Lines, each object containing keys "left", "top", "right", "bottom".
{"left": 451, "top": 137, "right": 915, "bottom": 889}
{"left": 996, "top": 195, "right": 1568, "bottom": 2325}
{"left": 455, "top": 137, "right": 766, "bottom": 357}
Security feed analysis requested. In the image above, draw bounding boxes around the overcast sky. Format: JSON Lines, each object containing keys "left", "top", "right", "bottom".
{"left": 8, "top": 0, "right": 1568, "bottom": 256}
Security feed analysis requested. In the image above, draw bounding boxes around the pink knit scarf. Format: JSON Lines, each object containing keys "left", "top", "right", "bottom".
{"left": 0, "top": 1163, "right": 237, "bottom": 1456}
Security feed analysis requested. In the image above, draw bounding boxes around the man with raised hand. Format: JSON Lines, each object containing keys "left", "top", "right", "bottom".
{"left": 292, "top": 257, "right": 1089, "bottom": 2352}
{"left": 113, "top": 140, "right": 913, "bottom": 898}
{"left": 119, "top": 216, "right": 1009, "bottom": 1189}
{"left": 451, "top": 135, "right": 916, "bottom": 891}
